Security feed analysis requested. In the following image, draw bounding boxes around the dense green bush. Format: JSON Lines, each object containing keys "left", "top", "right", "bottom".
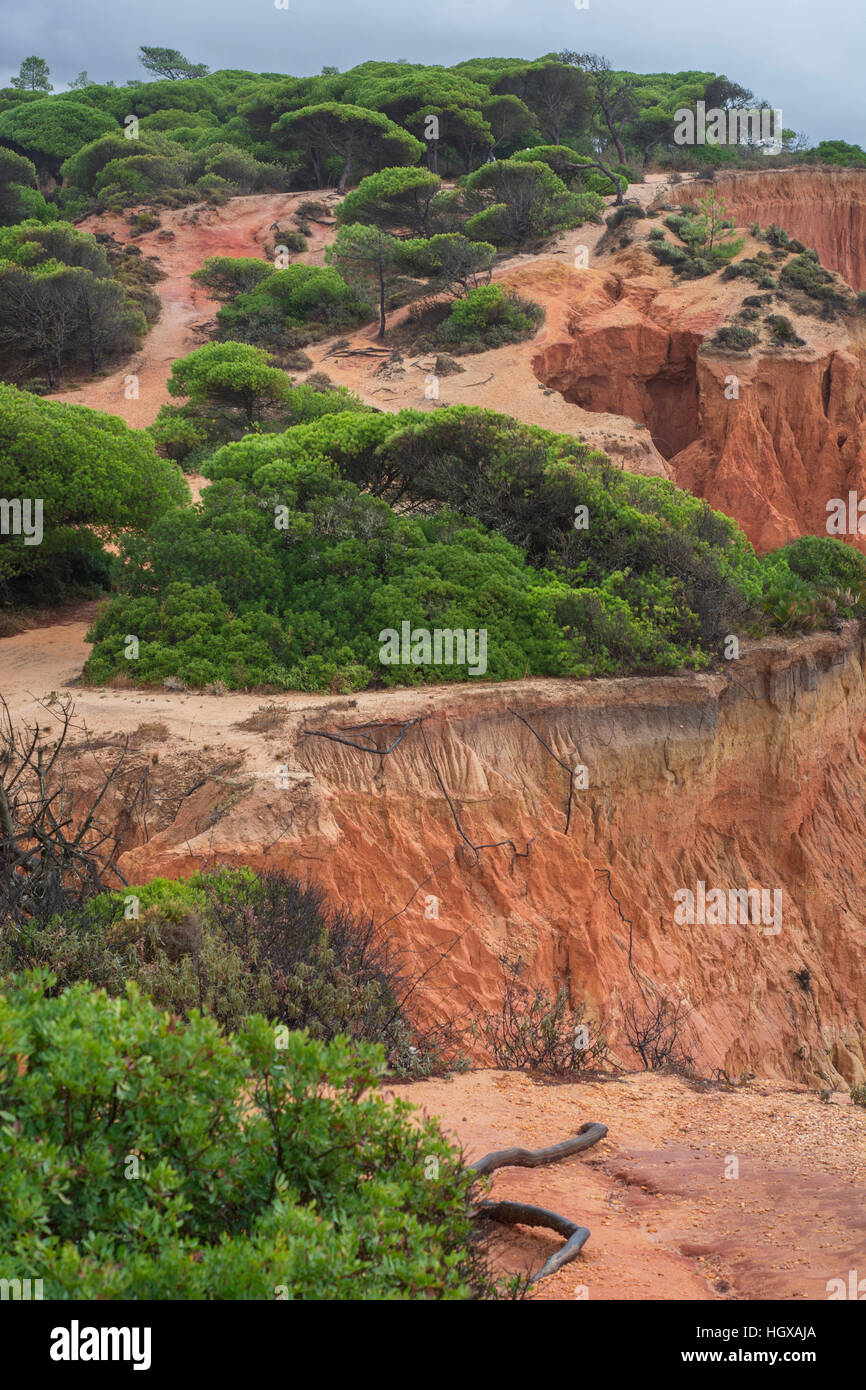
{"left": 765, "top": 313, "right": 805, "bottom": 346}
{"left": 605, "top": 202, "right": 646, "bottom": 229}
{"left": 191, "top": 255, "right": 273, "bottom": 300}
{"left": 215, "top": 264, "right": 369, "bottom": 349}
{"left": 721, "top": 250, "right": 779, "bottom": 289}
{"left": 463, "top": 159, "right": 584, "bottom": 248}
{"left": 418, "top": 282, "right": 544, "bottom": 353}
{"left": 84, "top": 487, "right": 579, "bottom": 690}
{"left": 58, "top": 126, "right": 289, "bottom": 208}
{"left": 0, "top": 99, "right": 117, "bottom": 177}
{"left": 149, "top": 343, "right": 370, "bottom": 463}
{"left": 509, "top": 145, "right": 622, "bottom": 203}
{"left": 0, "top": 384, "right": 187, "bottom": 598}
{"left": 0, "top": 146, "right": 56, "bottom": 227}
{"left": 779, "top": 251, "right": 849, "bottom": 313}
{"left": 1, "top": 868, "right": 460, "bottom": 1076}
{"left": 648, "top": 239, "right": 688, "bottom": 268}
{"left": 0, "top": 969, "right": 492, "bottom": 1298}
{"left": 759, "top": 536, "right": 866, "bottom": 628}
{"left": 706, "top": 323, "right": 759, "bottom": 351}
{"left": 83, "top": 402, "right": 849, "bottom": 691}
{"left": 773, "top": 534, "right": 866, "bottom": 596}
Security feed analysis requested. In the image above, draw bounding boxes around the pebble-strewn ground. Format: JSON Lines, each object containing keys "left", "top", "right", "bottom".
{"left": 395, "top": 1070, "right": 866, "bottom": 1301}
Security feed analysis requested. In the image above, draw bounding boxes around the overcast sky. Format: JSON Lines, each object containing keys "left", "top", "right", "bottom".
{"left": 3, "top": 0, "right": 863, "bottom": 145}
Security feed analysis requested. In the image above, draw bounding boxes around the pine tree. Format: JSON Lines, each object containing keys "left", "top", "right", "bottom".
{"left": 10, "top": 56, "right": 53, "bottom": 92}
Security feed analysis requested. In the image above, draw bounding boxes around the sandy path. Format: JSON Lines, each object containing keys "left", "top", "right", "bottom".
{"left": 48, "top": 190, "right": 339, "bottom": 427}
{"left": 297, "top": 171, "right": 689, "bottom": 462}
{"left": 45, "top": 174, "right": 686, "bottom": 445}
{"left": 0, "top": 604, "right": 337, "bottom": 772}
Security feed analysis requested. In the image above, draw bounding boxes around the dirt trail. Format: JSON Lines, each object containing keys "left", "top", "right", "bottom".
{"left": 398, "top": 1070, "right": 866, "bottom": 1300}
{"left": 49, "top": 191, "right": 338, "bottom": 427}
{"left": 0, "top": 603, "right": 333, "bottom": 769}
{"left": 298, "top": 173, "right": 681, "bottom": 464}
{"left": 45, "top": 175, "right": 683, "bottom": 457}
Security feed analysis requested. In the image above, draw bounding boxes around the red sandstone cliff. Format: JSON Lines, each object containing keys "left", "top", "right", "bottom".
{"left": 530, "top": 226, "right": 866, "bottom": 551}
{"left": 111, "top": 626, "right": 866, "bottom": 1090}
{"left": 672, "top": 167, "right": 866, "bottom": 291}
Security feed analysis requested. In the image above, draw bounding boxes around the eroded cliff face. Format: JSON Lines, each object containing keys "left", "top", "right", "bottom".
{"left": 116, "top": 626, "right": 866, "bottom": 1089}
{"left": 672, "top": 347, "right": 866, "bottom": 551}
{"left": 671, "top": 168, "right": 866, "bottom": 291}
{"left": 530, "top": 232, "right": 866, "bottom": 551}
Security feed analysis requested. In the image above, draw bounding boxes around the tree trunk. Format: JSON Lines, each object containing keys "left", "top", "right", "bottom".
{"left": 588, "top": 157, "right": 625, "bottom": 205}
{"left": 377, "top": 258, "right": 386, "bottom": 340}
{"left": 337, "top": 151, "right": 352, "bottom": 194}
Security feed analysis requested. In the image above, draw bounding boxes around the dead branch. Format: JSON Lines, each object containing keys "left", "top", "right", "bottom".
{"left": 475, "top": 1200, "right": 591, "bottom": 1282}
{"left": 469, "top": 1124, "right": 607, "bottom": 1283}
{"left": 469, "top": 1122, "right": 607, "bottom": 1176}
{"left": 0, "top": 694, "right": 145, "bottom": 921}
{"left": 334, "top": 347, "right": 391, "bottom": 358}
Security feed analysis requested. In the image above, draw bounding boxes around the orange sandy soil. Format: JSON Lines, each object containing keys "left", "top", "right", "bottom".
{"left": 49, "top": 189, "right": 339, "bottom": 427}
{"left": 395, "top": 1070, "right": 866, "bottom": 1301}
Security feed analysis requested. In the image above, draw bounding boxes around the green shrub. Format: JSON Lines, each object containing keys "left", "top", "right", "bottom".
{"left": 706, "top": 323, "right": 759, "bottom": 352}
{"left": 128, "top": 210, "right": 160, "bottom": 236}
{"left": 83, "top": 401, "right": 852, "bottom": 691}
{"left": 780, "top": 252, "right": 838, "bottom": 301}
{"left": 772, "top": 534, "right": 866, "bottom": 602}
{"left": 765, "top": 314, "right": 805, "bottom": 346}
{"left": 605, "top": 202, "right": 646, "bottom": 229}
{"left": 463, "top": 159, "right": 585, "bottom": 248}
{"left": 280, "top": 230, "right": 308, "bottom": 253}
{"left": 648, "top": 239, "right": 688, "bottom": 268}
{"left": 216, "top": 264, "right": 368, "bottom": 349}
{"left": 763, "top": 224, "right": 805, "bottom": 253}
{"left": 0, "top": 970, "right": 493, "bottom": 1298}
{"left": 0, "top": 384, "right": 187, "bottom": 599}
{"left": 1, "top": 869, "right": 462, "bottom": 1076}
{"left": 431, "top": 283, "right": 544, "bottom": 353}
{"left": 191, "top": 256, "right": 273, "bottom": 300}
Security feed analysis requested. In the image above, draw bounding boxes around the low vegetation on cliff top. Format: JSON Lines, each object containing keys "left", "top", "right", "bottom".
{"left": 2, "top": 366, "right": 864, "bottom": 689}
{"left": 75, "top": 385, "right": 866, "bottom": 692}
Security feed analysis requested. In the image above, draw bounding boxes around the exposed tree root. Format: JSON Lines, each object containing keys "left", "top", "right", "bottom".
{"left": 469, "top": 1121, "right": 608, "bottom": 1176}
{"left": 469, "top": 1122, "right": 607, "bottom": 1284}
{"left": 475, "top": 1200, "right": 591, "bottom": 1282}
